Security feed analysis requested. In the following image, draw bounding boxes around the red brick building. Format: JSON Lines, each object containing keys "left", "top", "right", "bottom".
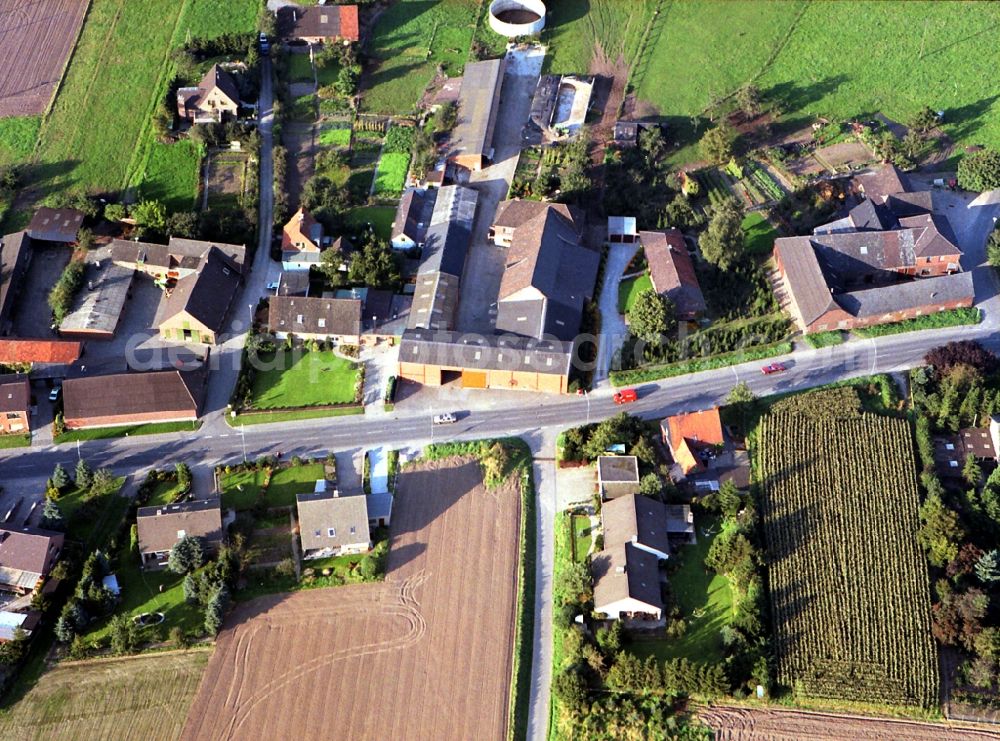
{"left": 62, "top": 368, "right": 206, "bottom": 430}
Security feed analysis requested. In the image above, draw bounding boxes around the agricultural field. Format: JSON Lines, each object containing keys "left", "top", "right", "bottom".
{"left": 0, "top": 650, "right": 210, "bottom": 741}
{"left": 0, "top": 0, "right": 88, "bottom": 118}
{"left": 249, "top": 350, "right": 360, "bottom": 409}
{"left": 544, "top": 0, "right": 656, "bottom": 75}
{"left": 182, "top": 456, "right": 521, "bottom": 739}
{"left": 362, "top": 0, "right": 479, "bottom": 114}
{"left": 27, "top": 0, "right": 258, "bottom": 205}
{"left": 756, "top": 387, "right": 938, "bottom": 707}
{"left": 0, "top": 116, "right": 41, "bottom": 166}
{"left": 637, "top": 1, "right": 1000, "bottom": 164}
{"left": 372, "top": 125, "right": 413, "bottom": 196}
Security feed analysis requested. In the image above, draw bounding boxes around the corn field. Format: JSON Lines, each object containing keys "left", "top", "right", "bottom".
{"left": 757, "top": 398, "right": 938, "bottom": 707}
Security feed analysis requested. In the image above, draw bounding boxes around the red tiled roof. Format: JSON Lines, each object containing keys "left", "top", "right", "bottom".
{"left": 663, "top": 409, "right": 724, "bottom": 475}
{"left": 0, "top": 339, "right": 82, "bottom": 365}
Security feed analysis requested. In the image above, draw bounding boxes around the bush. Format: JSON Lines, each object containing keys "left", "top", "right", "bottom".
{"left": 958, "top": 148, "right": 1000, "bottom": 192}
{"left": 48, "top": 261, "right": 85, "bottom": 325}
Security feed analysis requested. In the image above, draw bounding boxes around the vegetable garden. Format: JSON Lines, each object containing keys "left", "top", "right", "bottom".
{"left": 756, "top": 388, "right": 939, "bottom": 707}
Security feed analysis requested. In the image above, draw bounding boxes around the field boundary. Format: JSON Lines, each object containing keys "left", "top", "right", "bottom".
{"left": 508, "top": 439, "right": 537, "bottom": 740}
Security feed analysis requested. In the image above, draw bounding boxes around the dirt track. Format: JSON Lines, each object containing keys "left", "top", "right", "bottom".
{"left": 181, "top": 457, "right": 520, "bottom": 741}
{"left": 699, "top": 705, "right": 1000, "bottom": 740}
{"left": 0, "top": 0, "right": 88, "bottom": 117}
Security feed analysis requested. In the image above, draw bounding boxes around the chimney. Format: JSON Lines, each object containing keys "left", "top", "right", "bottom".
{"left": 333, "top": 488, "right": 339, "bottom": 498}
{"left": 615, "top": 565, "right": 626, "bottom": 574}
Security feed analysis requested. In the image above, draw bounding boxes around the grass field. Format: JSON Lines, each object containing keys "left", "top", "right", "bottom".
{"left": 756, "top": 388, "right": 938, "bottom": 706}
{"left": 0, "top": 433, "right": 30, "bottom": 449}
{"left": 804, "top": 330, "right": 844, "bottom": 348}
{"left": 571, "top": 514, "right": 591, "bottom": 562}
{"left": 138, "top": 139, "right": 202, "bottom": 211}
{"left": 853, "top": 307, "right": 981, "bottom": 337}
{"left": 229, "top": 406, "right": 364, "bottom": 426}
{"left": 147, "top": 480, "right": 185, "bottom": 507}
{"left": 250, "top": 350, "right": 360, "bottom": 409}
{"left": 346, "top": 205, "right": 396, "bottom": 240}
{"left": 29, "top": 0, "right": 258, "bottom": 205}
{"left": 373, "top": 151, "right": 411, "bottom": 195}
{"left": 221, "top": 463, "right": 325, "bottom": 511}
{"left": 634, "top": 1, "right": 1000, "bottom": 164}
{"left": 0, "top": 650, "right": 210, "bottom": 740}
{"left": 742, "top": 211, "right": 778, "bottom": 256}
{"left": 630, "top": 516, "right": 733, "bottom": 665}
{"left": 287, "top": 53, "right": 314, "bottom": 82}
{"left": 55, "top": 420, "right": 200, "bottom": 443}
{"left": 0, "top": 116, "right": 41, "bottom": 165}
{"left": 617, "top": 272, "right": 652, "bottom": 314}
{"left": 544, "top": 0, "right": 656, "bottom": 75}
{"left": 318, "top": 122, "right": 352, "bottom": 147}
{"left": 363, "top": 0, "right": 479, "bottom": 114}
{"left": 57, "top": 477, "right": 128, "bottom": 550}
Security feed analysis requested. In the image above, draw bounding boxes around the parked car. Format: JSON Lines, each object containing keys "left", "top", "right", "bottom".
{"left": 48, "top": 385, "right": 61, "bottom": 402}
{"left": 761, "top": 362, "right": 787, "bottom": 375}
{"left": 259, "top": 33, "right": 270, "bottom": 55}
{"left": 266, "top": 280, "right": 279, "bottom": 292}
{"left": 613, "top": 388, "right": 638, "bottom": 405}
{"left": 432, "top": 412, "right": 457, "bottom": 425}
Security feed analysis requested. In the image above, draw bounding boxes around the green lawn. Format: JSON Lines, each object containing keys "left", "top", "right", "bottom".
{"left": 287, "top": 53, "right": 314, "bottom": 82}
{"left": 634, "top": 1, "right": 1000, "bottom": 165}
{"left": 147, "top": 480, "right": 185, "bottom": 507}
{"left": 630, "top": 517, "right": 733, "bottom": 665}
{"left": 229, "top": 406, "right": 364, "bottom": 426}
{"left": 617, "top": 272, "right": 653, "bottom": 314}
{"left": 571, "top": 514, "right": 592, "bottom": 563}
{"left": 373, "top": 152, "right": 411, "bottom": 195}
{"left": 362, "top": 0, "right": 479, "bottom": 114}
{"left": 610, "top": 340, "right": 793, "bottom": 385}
{"left": 0, "top": 433, "right": 30, "bottom": 449}
{"left": 55, "top": 421, "right": 200, "bottom": 444}
{"left": 0, "top": 116, "right": 40, "bottom": 165}
{"left": 805, "top": 331, "right": 845, "bottom": 348}
{"left": 29, "top": 0, "right": 258, "bottom": 204}
{"left": 137, "top": 139, "right": 202, "bottom": 212}
{"left": 57, "top": 477, "right": 128, "bottom": 550}
{"left": 83, "top": 541, "right": 204, "bottom": 645}
{"left": 742, "top": 212, "right": 778, "bottom": 257}
{"left": 544, "top": 0, "right": 656, "bottom": 75}
{"left": 249, "top": 350, "right": 360, "bottom": 409}
{"left": 853, "top": 307, "right": 982, "bottom": 338}
{"left": 318, "top": 123, "right": 352, "bottom": 147}
{"left": 220, "top": 463, "right": 325, "bottom": 511}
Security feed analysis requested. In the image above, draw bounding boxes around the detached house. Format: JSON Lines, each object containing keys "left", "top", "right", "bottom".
{"left": 157, "top": 247, "right": 241, "bottom": 344}
{"left": 297, "top": 488, "right": 371, "bottom": 558}
{"left": 136, "top": 499, "right": 224, "bottom": 569}
{"left": 662, "top": 409, "right": 725, "bottom": 478}
{"left": 176, "top": 65, "right": 240, "bottom": 124}
{"left": 0, "top": 374, "right": 30, "bottom": 436}
{"left": 277, "top": 4, "right": 360, "bottom": 44}
{"left": 640, "top": 229, "right": 706, "bottom": 320}
{"left": 282, "top": 207, "right": 324, "bottom": 271}
{"left": 0, "top": 526, "right": 64, "bottom": 594}
{"left": 268, "top": 295, "right": 362, "bottom": 343}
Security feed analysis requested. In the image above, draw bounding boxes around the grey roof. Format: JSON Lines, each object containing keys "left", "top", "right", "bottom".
{"left": 366, "top": 491, "right": 393, "bottom": 523}
{"left": 845, "top": 199, "right": 895, "bottom": 231}
{"left": 664, "top": 504, "right": 695, "bottom": 535}
{"left": 640, "top": 229, "right": 706, "bottom": 317}
{"left": 495, "top": 204, "right": 598, "bottom": 341}
{"left": 277, "top": 270, "right": 310, "bottom": 296}
{"left": 854, "top": 164, "right": 910, "bottom": 201}
{"left": 168, "top": 237, "right": 247, "bottom": 273}
{"left": 0, "top": 231, "right": 31, "bottom": 328}
{"left": 111, "top": 237, "right": 246, "bottom": 274}
{"left": 419, "top": 185, "right": 478, "bottom": 277}
{"left": 297, "top": 491, "right": 370, "bottom": 553}
{"left": 886, "top": 190, "right": 942, "bottom": 218}
{"left": 392, "top": 187, "right": 436, "bottom": 245}
{"left": 26, "top": 207, "right": 83, "bottom": 243}
{"left": 268, "top": 295, "right": 361, "bottom": 337}
{"left": 0, "top": 526, "right": 64, "bottom": 590}
{"left": 0, "top": 374, "right": 29, "bottom": 413}
{"left": 450, "top": 59, "right": 504, "bottom": 163}
{"left": 60, "top": 260, "right": 134, "bottom": 335}
{"left": 592, "top": 542, "right": 663, "bottom": 614}
{"left": 597, "top": 455, "right": 639, "bottom": 483}
{"left": 399, "top": 328, "right": 574, "bottom": 376}
{"left": 775, "top": 237, "right": 839, "bottom": 326}
{"left": 158, "top": 247, "right": 240, "bottom": 334}
{"left": 838, "top": 271, "right": 974, "bottom": 318}
{"left": 136, "top": 499, "right": 223, "bottom": 555}
{"left": 407, "top": 271, "right": 460, "bottom": 330}
{"left": 602, "top": 494, "right": 671, "bottom": 558}
{"left": 63, "top": 368, "right": 205, "bottom": 423}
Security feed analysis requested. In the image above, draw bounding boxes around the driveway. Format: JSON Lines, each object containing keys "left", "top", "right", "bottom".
{"left": 456, "top": 46, "right": 544, "bottom": 333}
{"left": 594, "top": 242, "right": 638, "bottom": 387}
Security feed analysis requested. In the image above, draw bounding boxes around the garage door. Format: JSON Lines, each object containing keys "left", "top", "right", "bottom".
{"left": 462, "top": 370, "right": 487, "bottom": 389}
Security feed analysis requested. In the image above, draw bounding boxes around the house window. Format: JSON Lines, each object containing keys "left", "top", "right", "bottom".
{"left": 5, "top": 412, "right": 19, "bottom": 420}
{"left": 317, "top": 318, "right": 326, "bottom": 328}
{"left": 950, "top": 460, "right": 959, "bottom": 468}
{"left": 328, "top": 527, "right": 336, "bottom": 537}
{"left": 926, "top": 257, "right": 932, "bottom": 263}
{"left": 349, "top": 526, "right": 356, "bottom": 535}
{"left": 177, "top": 530, "right": 186, "bottom": 539}
{"left": 314, "top": 530, "right": 321, "bottom": 537}
{"left": 296, "top": 314, "right": 304, "bottom": 323}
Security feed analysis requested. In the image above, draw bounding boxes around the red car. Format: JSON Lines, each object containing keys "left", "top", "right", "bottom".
{"left": 761, "top": 363, "right": 786, "bottom": 375}
{"left": 613, "top": 388, "right": 638, "bottom": 404}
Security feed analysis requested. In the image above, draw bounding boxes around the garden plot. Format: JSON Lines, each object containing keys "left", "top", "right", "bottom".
{"left": 205, "top": 151, "right": 248, "bottom": 210}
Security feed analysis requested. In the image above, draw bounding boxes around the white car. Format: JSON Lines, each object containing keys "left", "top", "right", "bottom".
{"left": 432, "top": 413, "right": 457, "bottom": 425}
{"left": 266, "top": 281, "right": 280, "bottom": 292}
{"left": 48, "top": 385, "right": 61, "bottom": 402}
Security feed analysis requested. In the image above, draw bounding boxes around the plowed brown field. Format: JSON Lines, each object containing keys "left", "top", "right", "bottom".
{"left": 0, "top": 0, "right": 88, "bottom": 117}
{"left": 700, "top": 706, "right": 1000, "bottom": 740}
{"left": 182, "top": 457, "right": 520, "bottom": 741}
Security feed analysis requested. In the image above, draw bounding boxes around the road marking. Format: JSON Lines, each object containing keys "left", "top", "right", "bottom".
{"left": 731, "top": 366, "right": 739, "bottom": 382}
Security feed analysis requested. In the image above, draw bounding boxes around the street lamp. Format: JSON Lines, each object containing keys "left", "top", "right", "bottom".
{"left": 239, "top": 424, "right": 247, "bottom": 463}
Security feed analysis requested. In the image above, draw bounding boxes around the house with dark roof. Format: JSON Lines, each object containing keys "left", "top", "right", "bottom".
{"left": 26, "top": 208, "right": 83, "bottom": 243}
{"left": 407, "top": 185, "right": 478, "bottom": 331}
{"left": 297, "top": 488, "right": 370, "bottom": 558}
{"left": 282, "top": 207, "right": 324, "bottom": 271}
{"left": 62, "top": 367, "right": 206, "bottom": 429}
{"left": 268, "top": 295, "right": 362, "bottom": 343}
{"left": 176, "top": 64, "right": 240, "bottom": 124}
{"left": 157, "top": 247, "right": 241, "bottom": 344}
{"left": 592, "top": 543, "right": 663, "bottom": 621}
{"left": 597, "top": 455, "right": 640, "bottom": 500}
{"left": 602, "top": 494, "right": 672, "bottom": 560}
{"left": 0, "top": 375, "right": 30, "bottom": 436}
{"left": 136, "top": 499, "right": 223, "bottom": 569}
{"left": 0, "top": 526, "right": 64, "bottom": 594}
{"left": 853, "top": 163, "right": 910, "bottom": 203}
{"left": 0, "top": 232, "right": 32, "bottom": 335}
{"left": 391, "top": 187, "right": 437, "bottom": 250}
{"left": 639, "top": 229, "right": 706, "bottom": 320}
{"left": 397, "top": 328, "right": 573, "bottom": 393}
{"left": 277, "top": 4, "right": 360, "bottom": 44}
{"left": 448, "top": 58, "right": 505, "bottom": 171}
{"left": 111, "top": 237, "right": 247, "bottom": 280}
{"left": 494, "top": 201, "right": 599, "bottom": 342}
